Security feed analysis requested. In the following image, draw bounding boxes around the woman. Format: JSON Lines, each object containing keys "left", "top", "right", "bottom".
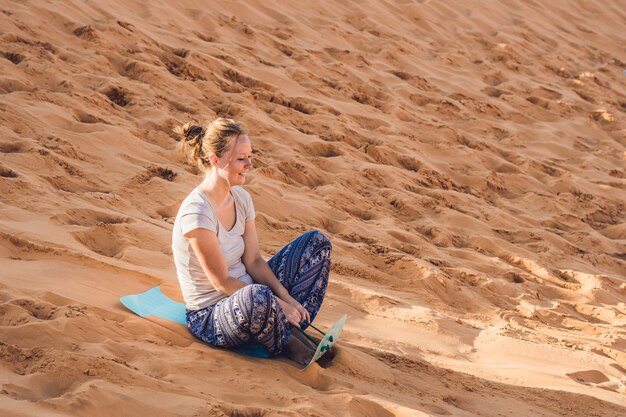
{"left": 171, "top": 117, "right": 332, "bottom": 365}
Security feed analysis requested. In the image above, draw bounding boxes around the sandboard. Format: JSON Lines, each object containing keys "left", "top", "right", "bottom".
{"left": 120, "top": 286, "right": 271, "bottom": 358}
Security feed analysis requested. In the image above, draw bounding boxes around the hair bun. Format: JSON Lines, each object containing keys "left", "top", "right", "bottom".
{"left": 174, "top": 122, "right": 204, "bottom": 144}
{"left": 185, "top": 125, "right": 205, "bottom": 142}
{"left": 185, "top": 125, "right": 204, "bottom": 139}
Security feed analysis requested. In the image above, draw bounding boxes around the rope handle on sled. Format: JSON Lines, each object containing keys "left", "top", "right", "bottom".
{"left": 296, "top": 321, "right": 333, "bottom": 350}
{"left": 294, "top": 326, "right": 320, "bottom": 346}
{"left": 301, "top": 320, "right": 325, "bottom": 336}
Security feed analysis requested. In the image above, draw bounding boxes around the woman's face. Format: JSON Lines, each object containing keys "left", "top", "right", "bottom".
{"left": 217, "top": 134, "right": 253, "bottom": 185}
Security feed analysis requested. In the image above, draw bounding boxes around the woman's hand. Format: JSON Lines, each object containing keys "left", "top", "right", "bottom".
{"left": 290, "top": 298, "right": 310, "bottom": 325}
{"left": 276, "top": 296, "right": 310, "bottom": 327}
{"left": 275, "top": 297, "right": 302, "bottom": 327}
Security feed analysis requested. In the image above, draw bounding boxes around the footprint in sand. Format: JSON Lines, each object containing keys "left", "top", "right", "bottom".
{"left": 44, "top": 176, "right": 105, "bottom": 194}
{"left": 73, "top": 110, "right": 107, "bottom": 124}
{"left": 482, "top": 86, "right": 504, "bottom": 97}
{"left": 102, "top": 86, "right": 130, "bottom": 107}
{"left": 72, "top": 223, "right": 128, "bottom": 258}
{"left": 1, "top": 51, "right": 24, "bottom": 64}
{"left": 0, "top": 165, "right": 18, "bottom": 178}
{"left": 275, "top": 160, "right": 330, "bottom": 188}
{"left": 349, "top": 396, "right": 396, "bottom": 417}
{"left": 51, "top": 208, "right": 133, "bottom": 227}
{"left": 160, "top": 53, "right": 207, "bottom": 81}
{"left": 0, "top": 299, "right": 57, "bottom": 325}
{"left": 482, "top": 71, "right": 507, "bottom": 86}
{"left": 568, "top": 370, "right": 607, "bottom": 384}
{"left": 0, "top": 140, "right": 28, "bottom": 153}
{"left": 133, "top": 165, "right": 177, "bottom": 184}
{"left": 304, "top": 141, "right": 344, "bottom": 158}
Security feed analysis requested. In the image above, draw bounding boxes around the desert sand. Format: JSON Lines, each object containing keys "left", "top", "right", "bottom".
{"left": 1, "top": 0, "right": 625, "bottom": 416}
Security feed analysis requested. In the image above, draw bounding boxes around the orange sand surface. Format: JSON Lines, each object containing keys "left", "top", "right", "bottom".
{"left": 1, "top": 0, "right": 625, "bottom": 416}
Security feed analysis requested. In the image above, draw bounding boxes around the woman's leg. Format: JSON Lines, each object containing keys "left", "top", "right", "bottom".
{"left": 267, "top": 230, "right": 332, "bottom": 325}
{"left": 186, "top": 283, "right": 290, "bottom": 355}
{"left": 186, "top": 230, "right": 331, "bottom": 360}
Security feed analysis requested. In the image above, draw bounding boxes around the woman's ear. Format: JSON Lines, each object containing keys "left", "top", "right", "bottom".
{"left": 208, "top": 153, "right": 220, "bottom": 169}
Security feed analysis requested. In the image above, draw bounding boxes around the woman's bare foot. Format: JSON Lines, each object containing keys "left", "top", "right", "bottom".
{"left": 291, "top": 327, "right": 337, "bottom": 368}
{"left": 284, "top": 335, "right": 315, "bottom": 366}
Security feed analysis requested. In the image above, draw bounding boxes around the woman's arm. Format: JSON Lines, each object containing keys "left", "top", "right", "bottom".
{"left": 245, "top": 257, "right": 290, "bottom": 299}
{"left": 242, "top": 220, "right": 310, "bottom": 324}
{"left": 186, "top": 228, "right": 247, "bottom": 295}
{"left": 242, "top": 220, "right": 290, "bottom": 298}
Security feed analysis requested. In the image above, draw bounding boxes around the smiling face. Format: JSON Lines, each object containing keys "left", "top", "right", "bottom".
{"left": 216, "top": 134, "right": 253, "bottom": 185}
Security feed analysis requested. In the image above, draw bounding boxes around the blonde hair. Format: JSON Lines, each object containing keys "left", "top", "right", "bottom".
{"left": 174, "top": 118, "right": 247, "bottom": 171}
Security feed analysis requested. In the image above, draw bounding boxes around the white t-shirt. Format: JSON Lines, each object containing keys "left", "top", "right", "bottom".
{"left": 172, "top": 186, "right": 256, "bottom": 310}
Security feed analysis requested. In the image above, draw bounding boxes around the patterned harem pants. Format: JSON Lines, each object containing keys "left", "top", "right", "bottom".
{"left": 186, "top": 230, "right": 332, "bottom": 355}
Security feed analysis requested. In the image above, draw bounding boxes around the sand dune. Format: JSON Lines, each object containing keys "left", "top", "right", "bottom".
{"left": 1, "top": 0, "right": 625, "bottom": 415}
